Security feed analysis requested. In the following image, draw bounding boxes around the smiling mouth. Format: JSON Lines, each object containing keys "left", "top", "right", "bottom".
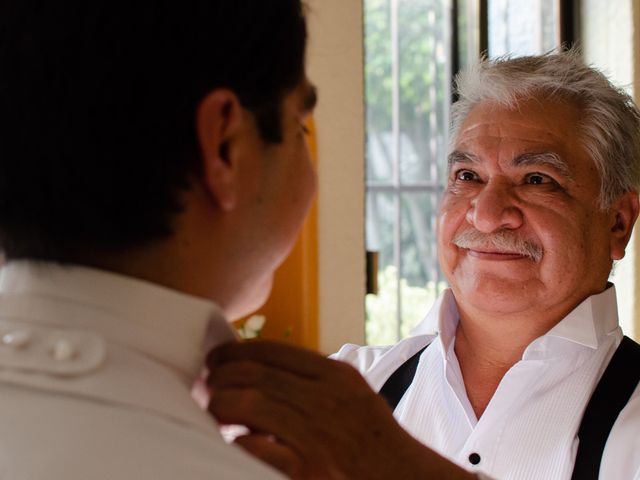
{"left": 452, "top": 229, "right": 544, "bottom": 262}
{"left": 465, "top": 248, "right": 530, "bottom": 260}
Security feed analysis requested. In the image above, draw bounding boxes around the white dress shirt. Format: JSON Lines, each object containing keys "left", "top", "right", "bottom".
{"left": 334, "top": 287, "right": 640, "bottom": 479}
{"left": 0, "top": 261, "right": 283, "bottom": 479}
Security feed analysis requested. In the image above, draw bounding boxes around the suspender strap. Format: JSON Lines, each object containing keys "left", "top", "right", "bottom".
{"left": 571, "top": 335, "right": 640, "bottom": 480}
{"left": 379, "top": 337, "right": 640, "bottom": 478}
{"left": 379, "top": 345, "right": 429, "bottom": 410}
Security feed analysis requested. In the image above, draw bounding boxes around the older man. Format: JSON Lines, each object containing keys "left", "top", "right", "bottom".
{"left": 208, "top": 51, "right": 640, "bottom": 479}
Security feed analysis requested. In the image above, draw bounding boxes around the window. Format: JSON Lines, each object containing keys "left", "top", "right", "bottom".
{"left": 365, "top": 0, "right": 451, "bottom": 344}
{"left": 364, "top": 0, "right": 567, "bottom": 344}
{"left": 487, "top": 0, "right": 559, "bottom": 58}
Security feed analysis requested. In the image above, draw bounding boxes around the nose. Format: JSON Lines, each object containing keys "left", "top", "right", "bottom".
{"left": 465, "top": 181, "right": 523, "bottom": 233}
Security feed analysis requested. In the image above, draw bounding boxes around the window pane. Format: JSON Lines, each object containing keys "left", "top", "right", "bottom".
{"left": 488, "top": 0, "right": 558, "bottom": 58}
{"left": 400, "top": 192, "right": 447, "bottom": 336}
{"left": 397, "top": 0, "right": 450, "bottom": 185}
{"left": 366, "top": 191, "right": 400, "bottom": 344}
{"left": 457, "top": 0, "right": 481, "bottom": 70}
{"left": 365, "top": 0, "right": 394, "bottom": 184}
{"left": 365, "top": 0, "right": 451, "bottom": 345}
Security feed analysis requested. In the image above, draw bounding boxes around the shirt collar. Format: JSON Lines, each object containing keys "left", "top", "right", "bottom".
{"left": 410, "top": 285, "right": 620, "bottom": 355}
{"left": 543, "top": 284, "right": 619, "bottom": 349}
{"left": 0, "top": 260, "right": 237, "bottom": 382}
{"left": 410, "top": 289, "right": 459, "bottom": 354}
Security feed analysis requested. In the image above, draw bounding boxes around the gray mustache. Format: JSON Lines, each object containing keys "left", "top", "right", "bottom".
{"left": 452, "top": 229, "right": 543, "bottom": 262}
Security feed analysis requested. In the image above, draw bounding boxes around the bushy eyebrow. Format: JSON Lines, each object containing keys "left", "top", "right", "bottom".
{"left": 447, "top": 150, "right": 572, "bottom": 179}
{"left": 447, "top": 151, "right": 479, "bottom": 169}
{"left": 513, "top": 152, "right": 572, "bottom": 178}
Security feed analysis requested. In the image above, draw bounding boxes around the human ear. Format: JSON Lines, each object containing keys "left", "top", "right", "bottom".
{"left": 195, "top": 89, "right": 244, "bottom": 212}
{"left": 609, "top": 191, "right": 640, "bottom": 260}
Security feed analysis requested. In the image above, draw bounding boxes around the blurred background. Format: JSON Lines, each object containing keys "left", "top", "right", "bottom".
{"left": 243, "top": 0, "right": 640, "bottom": 353}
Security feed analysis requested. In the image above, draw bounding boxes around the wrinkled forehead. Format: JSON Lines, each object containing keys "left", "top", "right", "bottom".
{"left": 454, "top": 97, "right": 582, "bottom": 149}
{"left": 450, "top": 93, "right": 584, "bottom": 145}
{"left": 447, "top": 96, "right": 600, "bottom": 179}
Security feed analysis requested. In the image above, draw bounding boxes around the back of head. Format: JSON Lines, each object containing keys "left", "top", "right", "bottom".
{"left": 450, "top": 49, "right": 640, "bottom": 208}
{"left": 0, "top": 1, "right": 306, "bottom": 262}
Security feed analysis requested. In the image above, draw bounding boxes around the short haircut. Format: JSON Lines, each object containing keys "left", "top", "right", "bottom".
{"left": 450, "top": 49, "right": 640, "bottom": 208}
{"left": 0, "top": 1, "right": 307, "bottom": 261}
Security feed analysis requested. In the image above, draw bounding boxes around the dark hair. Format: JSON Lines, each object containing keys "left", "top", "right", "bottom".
{"left": 0, "top": 1, "right": 307, "bottom": 261}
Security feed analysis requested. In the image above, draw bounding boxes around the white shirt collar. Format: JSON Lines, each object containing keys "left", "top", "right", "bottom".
{"left": 544, "top": 284, "right": 619, "bottom": 348}
{"left": 0, "top": 260, "right": 237, "bottom": 382}
{"left": 410, "top": 289, "right": 458, "bottom": 354}
{"left": 411, "top": 285, "right": 620, "bottom": 356}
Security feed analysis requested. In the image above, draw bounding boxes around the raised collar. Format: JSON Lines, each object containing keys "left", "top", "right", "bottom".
{"left": 542, "top": 284, "right": 619, "bottom": 349}
{"left": 411, "top": 286, "right": 620, "bottom": 358}
{"left": 0, "top": 260, "right": 237, "bottom": 382}
{"left": 410, "top": 289, "right": 459, "bottom": 355}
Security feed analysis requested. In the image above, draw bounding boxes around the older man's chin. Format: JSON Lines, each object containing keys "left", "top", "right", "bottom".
{"left": 451, "top": 269, "right": 546, "bottom": 309}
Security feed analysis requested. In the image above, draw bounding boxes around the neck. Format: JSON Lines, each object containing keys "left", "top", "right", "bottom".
{"left": 455, "top": 308, "right": 553, "bottom": 367}
{"left": 453, "top": 306, "right": 566, "bottom": 419}
{"left": 84, "top": 239, "right": 269, "bottom": 321}
{"left": 77, "top": 184, "right": 270, "bottom": 320}
{"left": 79, "top": 238, "right": 217, "bottom": 301}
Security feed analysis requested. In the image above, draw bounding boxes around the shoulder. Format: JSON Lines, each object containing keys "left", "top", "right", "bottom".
{"left": 331, "top": 334, "right": 437, "bottom": 391}
{"left": 0, "top": 381, "right": 283, "bottom": 480}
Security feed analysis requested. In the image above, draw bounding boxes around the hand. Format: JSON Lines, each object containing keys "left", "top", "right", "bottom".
{"left": 206, "top": 341, "right": 475, "bottom": 479}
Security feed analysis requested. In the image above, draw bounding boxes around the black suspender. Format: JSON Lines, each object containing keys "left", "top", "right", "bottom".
{"left": 379, "top": 345, "right": 429, "bottom": 410}
{"left": 378, "top": 336, "right": 640, "bottom": 478}
{"left": 570, "top": 336, "right": 640, "bottom": 480}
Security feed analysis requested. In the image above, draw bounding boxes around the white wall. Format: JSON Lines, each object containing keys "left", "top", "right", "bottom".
{"left": 306, "top": 0, "right": 366, "bottom": 353}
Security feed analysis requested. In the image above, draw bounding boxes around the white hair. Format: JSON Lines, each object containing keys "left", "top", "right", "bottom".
{"left": 450, "top": 49, "right": 640, "bottom": 208}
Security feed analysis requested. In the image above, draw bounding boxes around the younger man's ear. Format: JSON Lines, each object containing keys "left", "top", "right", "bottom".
{"left": 610, "top": 190, "right": 640, "bottom": 261}
{"left": 195, "top": 89, "right": 244, "bottom": 212}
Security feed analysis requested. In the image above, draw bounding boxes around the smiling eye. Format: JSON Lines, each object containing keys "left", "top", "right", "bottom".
{"left": 524, "top": 173, "right": 552, "bottom": 185}
{"left": 455, "top": 170, "right": 478, "bottom": 182}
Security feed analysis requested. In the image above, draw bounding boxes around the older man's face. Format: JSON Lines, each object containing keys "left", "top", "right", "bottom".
{"left": 438, "top": 96, "right": 625, "bottom": 320}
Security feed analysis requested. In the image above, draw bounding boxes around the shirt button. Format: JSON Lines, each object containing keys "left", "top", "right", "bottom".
{"left": 468, "top": 453, "right": 481, "bottom": 465}
{"left": 1, "top": 330, "right": 32, "bottom": 349}
{"left": 50, "top": 338, "right": 77, "bottom": 361}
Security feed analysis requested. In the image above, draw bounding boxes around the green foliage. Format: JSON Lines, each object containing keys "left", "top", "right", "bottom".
{"left": 365, "top": 0, "right": 392, "bottom": 132}
{"left": 366, "top": 265, "right": 446, "bottom": 345}
{"left": 365, "top": 0, "right": 449, "bottom": 144}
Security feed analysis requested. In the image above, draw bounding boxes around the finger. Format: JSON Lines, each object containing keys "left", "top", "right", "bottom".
{"left": 207, "top": 341, "right": 333, "bottom": 379}
{"left": 208, "top": 355, "right": 385, "bottom": 426}
{"left": 207, "top": 361, "right": 327, "bottom": 414}
{"left": 208, "top": 387, "right": 309, "bottom": 446}
{"left": 234, "top": 434, "right": 302, "bottom": 479}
